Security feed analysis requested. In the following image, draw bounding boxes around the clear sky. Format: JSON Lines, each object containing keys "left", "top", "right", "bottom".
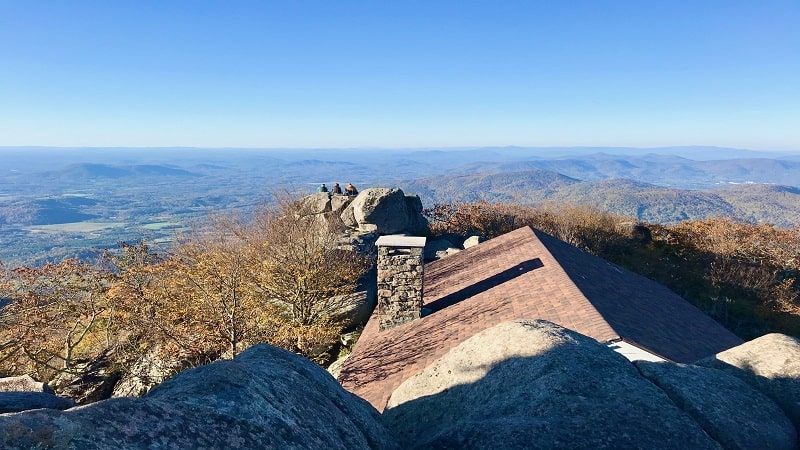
{"left": 1, "top": 1, "right": 798, "bottom": 150}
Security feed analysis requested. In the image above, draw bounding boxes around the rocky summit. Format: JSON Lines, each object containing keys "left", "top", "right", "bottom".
{"left": 2, "top": 321, "right": 799, "bottom": 449}
{"left": 0, "top": 345, "right": 398, "bottom": 450}
{"left": 296, "top": 187, "right": 428, "bottom": 237}
{"left": 382, "top": 320, "right": 798, "bottom": 450}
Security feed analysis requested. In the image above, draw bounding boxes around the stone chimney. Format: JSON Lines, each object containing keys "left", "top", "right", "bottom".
{"left": 376, "top": 235, "right": 426, "bottom": 331}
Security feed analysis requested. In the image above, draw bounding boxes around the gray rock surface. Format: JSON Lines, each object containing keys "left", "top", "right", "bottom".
{"left": 330, "top": 268, "right": 377, "bottom": 331}
{"left": 404, "top": 194, "right": 428, "bottom": 232}
{"left": 0, "top": 344, "right": 398, "bottom": 450}
{"left": 330, "top": 194, "right": 354, "bottom": 215}
{"left": 404, "top": 194, "right": 423, "bottom": 213}
{"left": 0, "top": 375, "right": 54, "bottom": 393}
{"left": 462, "top": 234, "right": 484, "bottom": 249}
{"left": 435, "top": 247, "right": 460, "bottom": 260}
{"left": 339, "top": 231, "right": 379, "bottom": 256}
{"left": 346, "top": 188, "right": 426, "bottom": 234}
{"left": 0, "top": 375, "right": 75, "bottom": 414}
{"left": 0, "top": 391, "right": 75, "bottom": 414}
{"left": 423, "top": 238, "right": 459, "bottom": 261}
{"left": 696, "top": 333, "right": 800, "bottom": 430}
{"left": 112, "top": 345, "right": 191, "bottom": 398}
{"left": 635, "top": 360, "right": 796, "bottom": 450}
{"left": 340, "top": 202, "right": 358, "bottom": 228}
{"left": 384, "top": 319, "right": 720, "bottom": 449}
{"left": 327, "top": 355, "right": 349, "bottom": 380}
{"left": 296, "top": 192, "right": 333, "bottom": 215}
{"left": 306, "top": 211, "right": 346, "bottom": 236}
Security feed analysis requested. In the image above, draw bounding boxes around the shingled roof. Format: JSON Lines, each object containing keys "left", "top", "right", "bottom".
{"left": 338, "top": 226, "right": 743, "bottom": 411}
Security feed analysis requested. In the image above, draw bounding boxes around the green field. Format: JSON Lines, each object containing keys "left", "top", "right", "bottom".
{"left": 25, "top": 222, "right": 126, "bottom": 233}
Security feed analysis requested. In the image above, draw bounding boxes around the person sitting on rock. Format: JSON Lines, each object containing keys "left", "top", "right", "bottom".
{"left": 332, "top": 183, "right": 343, "bottom": 195}
{"left": 345, "top": 183, "right": 358, "bottom": 196}
{"left": 317, "top": 183, "right": 328, "bottom": 193}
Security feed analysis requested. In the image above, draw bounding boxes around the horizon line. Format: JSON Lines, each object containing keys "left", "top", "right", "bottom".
{"left": 1, "top": 144, "right": 796, "bottom": 153}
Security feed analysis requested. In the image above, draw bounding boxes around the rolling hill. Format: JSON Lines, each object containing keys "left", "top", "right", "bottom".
{"left": 399, "top": 170, "right": 800, "bottom": 227}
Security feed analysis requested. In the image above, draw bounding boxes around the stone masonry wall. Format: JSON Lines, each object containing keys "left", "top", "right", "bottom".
{"left": 377, "top": 246, "right": 424, "bottom": 331}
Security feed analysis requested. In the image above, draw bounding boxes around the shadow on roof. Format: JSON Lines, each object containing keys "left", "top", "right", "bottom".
{"left": 426, "top": 258, "right": 544, "bottom": 314}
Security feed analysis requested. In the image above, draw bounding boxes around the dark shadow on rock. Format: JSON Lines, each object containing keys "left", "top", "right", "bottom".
{"left": 634, "top": 360, "right": 797, "bottom": 450}
{"left": 383, "top": 349, "right": 722, "bottom": 450}
{"left": 698, "top": 358, "right": 800, "bottom": 431}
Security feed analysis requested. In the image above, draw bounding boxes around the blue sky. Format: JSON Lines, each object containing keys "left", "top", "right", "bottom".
{"left": 1, "top": 1, "right": 798, "bottom": 150}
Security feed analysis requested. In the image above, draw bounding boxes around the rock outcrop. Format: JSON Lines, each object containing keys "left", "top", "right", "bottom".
{"left": 342, "top": 188, "right": 428, "bottom": 234}
{"left": 0, "top": 375, "right": 76, "bottom": 414}
{"left": 423, "top": 238, "right": 460, "bottom": 261}
{"left": 0, "top": 344, "right": 398, "bottom": 450}
{"left": 462, "top": 234, "right": 484, "bottom": 249}
{"left": 294, "top": 188, "right": 427, "bottom": 330}
{"left": 0, "top": 374, "right": 54, "bottom": 393}
{"left": 111, "top": 345, "right": 195, "bottom": 398}
{"left": 384, "top": 320, "right": 721, "bottom": 449}
{"left": 635, "top": 360, "right": 796, "bottom": 450}
{"left": 296, "top": 188, "right": 428, "bottom": 237}
{"left": 381, "top": 320, "right": 800, "bottom": 449}
{"left": 330, "top": 267, "right": 378, "bottom": 331}
{"left": 696, "top": 333, "right": 800, "bottom": 429}
{"left": 0, "top": 391, "right": 76, "bottom": 414}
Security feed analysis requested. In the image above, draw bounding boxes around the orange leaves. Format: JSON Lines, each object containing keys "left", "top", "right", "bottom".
{"left": 0, "top": 258, "right": 114, "bottom": 383}
{"left": 1, "top": 196, "right": 368, "bottom": 384}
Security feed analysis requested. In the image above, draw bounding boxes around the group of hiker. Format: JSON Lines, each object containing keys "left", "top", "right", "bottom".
{"left": 318, "top": 182, "right": 358, "bottom": 196}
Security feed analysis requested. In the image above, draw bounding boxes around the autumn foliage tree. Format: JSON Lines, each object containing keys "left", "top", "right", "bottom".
{"left": 106, "top": 196, "right": 368, "bottom": 368}
{"left": 0, "top": 259, "right": 115, "bottom": 385}
{"left": 1, "top": 195, "right": 370, "bottom": 388}
{"left": 242, "top": 197, "right": 369, "bottom": 358}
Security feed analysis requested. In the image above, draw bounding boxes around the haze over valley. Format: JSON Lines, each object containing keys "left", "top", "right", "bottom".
{"left": 2, "top": 146, "right": 798, "bottom": 267}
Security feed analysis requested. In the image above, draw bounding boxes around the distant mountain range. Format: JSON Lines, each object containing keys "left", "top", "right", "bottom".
{"left": 400, "top": 170, "right": 800, "bottom": 227}
{"left": 449, "top": 154, "right": 800, "bottom": 189}
{"left": 42, "top": 163, "right": 200, "bottom": 179}
{"left": 1, "top": 146, "right": 798, "bottom": 266}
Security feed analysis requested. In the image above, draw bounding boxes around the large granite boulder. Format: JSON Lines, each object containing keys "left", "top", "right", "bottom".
{"left": 296, "top": 188, "right": 427, "bottom": 240}
{"left": 329, "top": 267, "right": 378, "bottom": 331}
{"left": 404, "top": 194, "right": 428, "bottom": 232}
{"left": 296, "top": 192, "right": 334, "bottom": 215}
{"left": 0, "top": 375, "right": 76, "bottom": 414}
{"left": 0, "top": 344, "right": 399, "bottom": 450}
{"left": 696, "top": 333, "right": 800, "bottom": 429}
{"left": 0, "top": 375, "right": 54, "bottom": 393}
{"left": 330, "top": 194, "right": 354, "bottom": 215}
{"left": 112, "top": 345, "right": 195, "bottom": 398}
{"left": 0, "top": 375, "right": 75, "bottom": 414}
{"left": 384, "top": 320, "right": 720, "bottom": 449}
{"left": 635, "top": 361, "right": 796, "bottom": 450}
{"left": 327, "top": 355, "right": 349, "bottom": 380}
{"left": 342, "top": 188, "right": 427, "bottom": 234}
{"left": 0, "top": 391, "right": 75, "bottom": 414}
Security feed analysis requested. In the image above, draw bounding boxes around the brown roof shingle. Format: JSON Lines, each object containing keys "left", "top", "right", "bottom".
{"left": 339, "top": 226, "right": 743, "bottom": 411}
